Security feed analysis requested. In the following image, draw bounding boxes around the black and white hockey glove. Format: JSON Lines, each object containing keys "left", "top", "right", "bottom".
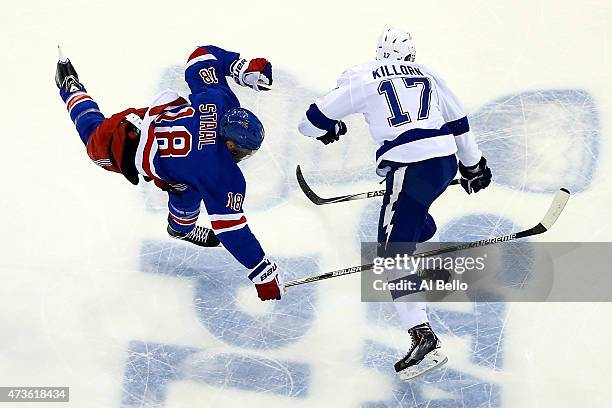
{"left": 316, "top": 121, "right": 347, "bottom": 145}
{"left": 459, "top": 156, "right": 492, "bottom": 194}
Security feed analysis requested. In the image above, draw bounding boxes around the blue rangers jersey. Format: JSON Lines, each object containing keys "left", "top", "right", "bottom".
{"left": 298, "top": 60, "right": 482, "bottom": 169}
{"left": 134, "top": 45, "right": 266, "bottom": 270}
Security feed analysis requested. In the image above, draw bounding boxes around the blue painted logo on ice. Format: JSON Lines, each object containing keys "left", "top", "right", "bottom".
{"left": 120, "top": 72, "right": 600, "bottom": 407}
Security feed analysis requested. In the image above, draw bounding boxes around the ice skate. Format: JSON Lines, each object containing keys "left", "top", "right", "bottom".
{"left": 167, "top": 224, "right": 220, "bottom": 247}
{"left": 395, "top": 322, "right": 448, "bottom": 381}
{"left": 55, "top": 46, "right": 84, "bottom": 93}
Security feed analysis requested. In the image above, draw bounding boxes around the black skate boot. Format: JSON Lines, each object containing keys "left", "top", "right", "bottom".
{"left": 55, "top": 46, "right": 84, "bottom": 93}
{"left": 167, "top": 224, "right": 220, "bottom": 247}
{"left": 394, "top": 322, "right": 447, "bottom": 381}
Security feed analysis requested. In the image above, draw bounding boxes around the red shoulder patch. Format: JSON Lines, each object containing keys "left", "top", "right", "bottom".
{"left": 187, "top": 47, "right": 210, "bottom": 63}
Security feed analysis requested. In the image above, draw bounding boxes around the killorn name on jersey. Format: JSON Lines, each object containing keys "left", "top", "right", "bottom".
{"left": 372, "top": 64, "right": 424, "bottom": 79}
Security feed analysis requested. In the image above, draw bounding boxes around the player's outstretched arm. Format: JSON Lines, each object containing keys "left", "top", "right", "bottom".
{"left": 199, "top": 168, "right": 281, "bottom": 301}
{"left": 299, "top": 103, "right": 348, "bottom": 145}
{"left": 298, "top": 69, "right": 363, "bottom": 144}
{"left": 209, "top": 215, "right": 282, "bottom": 301}
{"left": 184, "top": 45, "right": 272, "bottom": 93}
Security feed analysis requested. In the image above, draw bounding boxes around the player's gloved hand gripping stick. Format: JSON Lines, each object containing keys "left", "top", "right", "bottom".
{"left": 296, "top": 151, "right": 493, "bottom": 205}
{"left": 249, "top": 258, "right": 282, "bottom": 300}
{"left": 316, "top": 121, "right": 347, "bottom": 145}
{"left": 458, "top": 157, "right": 492, "bottom": 194}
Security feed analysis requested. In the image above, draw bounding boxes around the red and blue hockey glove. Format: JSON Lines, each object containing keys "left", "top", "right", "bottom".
{"left": 231, "top": 57, "right": 273, "bottom": 91}
{"left": 459, "top": 156, "right": 492, "bottom": 194}
{"left": 249, "top": 258, "right": 281, "bottom": 301}
{"left": 317, "top": 121, "right": 347, "bottom": 145}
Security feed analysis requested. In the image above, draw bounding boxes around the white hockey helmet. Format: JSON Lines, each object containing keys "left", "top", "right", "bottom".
{"left": 376, "top": 28, "right": 416, "bottom": 62}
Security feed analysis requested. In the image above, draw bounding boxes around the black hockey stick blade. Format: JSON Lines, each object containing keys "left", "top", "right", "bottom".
{"left": 295, "top": 165, "right": 379, "bottom": 205}
{"left": 295, "top": 165, "right": 327, "bottom": 205}
{"left": 284, "top": 188, "right": 570, "bottom": 291}
{"left": 296, "top": 165, "right": 458, "bottom": 205}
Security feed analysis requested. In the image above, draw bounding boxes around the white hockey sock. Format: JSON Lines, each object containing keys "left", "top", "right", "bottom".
{"left": 393, "top": 300, "right": 428, "bottom": 330}
{"left": 390, "top": 229, "right": 440, "bottom": 330}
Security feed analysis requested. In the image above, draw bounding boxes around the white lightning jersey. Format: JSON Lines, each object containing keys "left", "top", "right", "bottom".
{"left": 299, "top": 60, "right": 482, "bottom": 168}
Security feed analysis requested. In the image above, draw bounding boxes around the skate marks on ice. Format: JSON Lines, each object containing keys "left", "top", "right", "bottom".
{"left": 123, "top": 69, "right": 327, "bottom": 407}
{"left": 150, "top": 70, "right": 601, "bottom": 202}
{"left": 362, "top": 310, "right": 502, "bottom": 408}
{"left": 121, "top": 70, "right": 600, "bottom": 406}
{"left": 360, "top": 213, "right": 514, "bottom": 407}
{"left": 125, "top": 239, "right": 507, "bottom": 406}
{"left": 298, "top": 88, "right": 600, "bottom": 197}
{"left": 440, "top": 214, "right": 538, "bottom": 302}
{"left": 138, "top": 241, "right": 318, "bottom": 350}
{"left": 471, "top": 89, "right": 599, "bottom": 194}
{"left": 122, "top": 242, "right": 316, "bottom": 406}
{"left": 122, "top": 219, "right": 515, "bottom": 407}
{"left": 122, "top": 341, "right": 309, "bottom": 406}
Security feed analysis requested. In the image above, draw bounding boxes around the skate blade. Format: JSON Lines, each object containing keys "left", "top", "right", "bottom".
{"left": 58, "top": 45, "right": 68, "bottom": 62}
{"left": 397, "top": 349, "right": 448, "bottom": 382}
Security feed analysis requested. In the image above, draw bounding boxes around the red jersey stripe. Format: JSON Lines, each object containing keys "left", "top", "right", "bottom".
{"left": 67, "top": 94, "right": 92, "bottom": 112}
{"left": 187, "top": 47, "right": 210, "bottom": 63}
{"left": 148, "top": 97, "right": 189, "bottom": 117}
{"left": 170, "top": 214, "right": 198, "bottom": 225}
{"left": 211, "top": 216, "right": 247, "bottom": 230}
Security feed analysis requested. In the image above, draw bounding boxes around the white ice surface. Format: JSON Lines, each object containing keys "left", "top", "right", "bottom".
{"left": 1, "top": 0, "right": 612, "bottom": 407}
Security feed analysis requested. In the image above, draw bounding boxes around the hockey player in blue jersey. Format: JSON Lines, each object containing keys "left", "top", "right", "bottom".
{"left": 298, "top": 28, "right": 492, "bottom": 380}
{"left": 56, "top": 45, "right": 282, "bottom": 301}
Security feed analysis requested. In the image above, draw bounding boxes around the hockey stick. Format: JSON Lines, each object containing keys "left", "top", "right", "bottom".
{"left": 257, "top": 79, "right": 272, "bottom": 91}
{"left": 283, "top": 188, "right": 570, "bottom": 291}
{"left": 296, "top": 165, "right": 459, "bottom": 205}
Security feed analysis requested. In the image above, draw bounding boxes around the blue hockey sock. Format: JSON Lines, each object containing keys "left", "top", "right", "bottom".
{"left": 60, "top": 86, "right": 104, "bottom": 145}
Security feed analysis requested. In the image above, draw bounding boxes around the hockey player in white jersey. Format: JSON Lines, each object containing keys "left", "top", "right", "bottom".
{"left": 298, "top": 28, "right": 492, "bottom": 380}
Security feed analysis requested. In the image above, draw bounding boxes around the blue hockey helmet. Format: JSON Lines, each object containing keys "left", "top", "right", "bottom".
{"left": 219, "top": 107, "right": 265, "bottom": 162}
